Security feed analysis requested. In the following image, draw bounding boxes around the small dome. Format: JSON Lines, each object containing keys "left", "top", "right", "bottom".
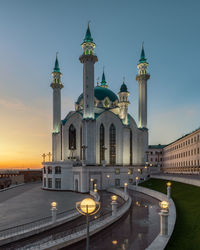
{"left": 120, "top": 83, "right": 128, "bottom": 92}
{"left": 76, "top": 86, "right": 118, "bottom": 104}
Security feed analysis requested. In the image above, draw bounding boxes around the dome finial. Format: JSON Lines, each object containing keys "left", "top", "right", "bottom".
{"left": 120, "top": 77, "right": 128, "bottom": 92}
{"left": 53, "top": 52, "right": 60, "bottom": 73}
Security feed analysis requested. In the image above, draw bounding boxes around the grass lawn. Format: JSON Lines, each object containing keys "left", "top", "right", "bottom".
{"left": 140, "top": 178, "right": 200, "bottom": 250}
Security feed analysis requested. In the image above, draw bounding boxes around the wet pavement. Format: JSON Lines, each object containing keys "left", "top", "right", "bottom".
{"left": 2, "top": 191, "right": 124, "bottom": 249}
{"left": 63, "top": 190, "right": 160, "bottom": 250}
{"left": 0, "top": 183, "right": 89, "bottom": 231}
{"left": 1, "top": 189, "right": 160, "bottom": 250}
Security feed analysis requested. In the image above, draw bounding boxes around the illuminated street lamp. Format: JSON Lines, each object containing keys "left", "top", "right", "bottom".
{"left": 76, "top": 198, "right": 100, "bottom": 250}
{"left": 166, "top": 181, "right": 172, "bottom": 199}
{"left": 136, "top": 176, "right": 139, "bottom": 186}
{"left": 106, "top": 174, "right": 110, "bottom": 187}
{"left": 90, "top": 178, "right": 94, "bottom": 191}
{"left": 159, "top": 200, "right": 169, "bottom": 236}
{"left": 51, "top": 201, "right": 57, "bottom": 223}
{"left": 111, "top": 195, "right": 118, "bottom": 216}
{"left": 124, "top": 182, "right": 128, "bottom": 193}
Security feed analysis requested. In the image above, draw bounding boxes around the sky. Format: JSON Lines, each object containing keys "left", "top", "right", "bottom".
{"left": 0, "top": 0, "right": 200, "bottom": 168}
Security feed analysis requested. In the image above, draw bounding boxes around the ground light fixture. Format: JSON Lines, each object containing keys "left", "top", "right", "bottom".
{"left": 159, "top": 200, "right": 169, "bottom": 211}
{"left": 76, "top": 198, "right": 100, "bottom": 250}
{"left": 166, "top": 181, "right": 171, "bottom": 187}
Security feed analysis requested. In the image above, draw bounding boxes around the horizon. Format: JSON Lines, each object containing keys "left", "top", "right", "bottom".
{"left": 0, "top": 0, "right": 200, "bottom": 169}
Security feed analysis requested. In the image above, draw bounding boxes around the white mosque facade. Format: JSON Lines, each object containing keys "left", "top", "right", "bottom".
{"left": 42, "top": 25, "right": 150, "bottom": 192}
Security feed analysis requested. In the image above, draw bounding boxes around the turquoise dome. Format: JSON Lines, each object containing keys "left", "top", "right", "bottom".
{"left": 76, "top": 86, "right": 118, "bottom": 104}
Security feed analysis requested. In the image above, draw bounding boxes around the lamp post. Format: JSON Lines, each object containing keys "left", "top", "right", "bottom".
{"left": 111, "top": 195, "right": 118, "bottom": 216}
{"left": 124, "top": 182, "right": 128, "bottom": 193}
{"left": 51, "top": 201, "right": 57, "bottom": 223}
{"left": 90, "top": 178, "right": 94, "bottom": 191}
{"left": 106, "top": 174, "right": 110, "bottom": 187}
{"left": 166, "top": 181, "right": 171, "bottom": 199}
{"left": 136, "top": 176, "right": 139, "bottom": 186}
{"left": 76, "top": 198, "right": 100, "bottom": 250}
{"left": 159, "top": 200, "right": 169, "bottom": 236}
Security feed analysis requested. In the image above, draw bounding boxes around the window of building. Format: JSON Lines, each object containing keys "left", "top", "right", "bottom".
{"left": 109, "top": 124, "right": 116, "bottom": 164}
{"left": 43, "top": 178, "right": 46, "bottom": 187}
{"left": 48, "top": 178, "right": 52, "bottom": 188}
{"left": 115, "top": 168, "right": 120, "bottom": 175}
{"left": 55, "top": 166, "right": 61, "bottom": 174}
{"left": 130, "top": 130, "right": 133, "bottom": 165}
{"left": 43, "top": 167, "right": 46, "bottom": 174}
{"left": 69, "top": 124, "right": 76, "bottom": 150}
{"left": 80, "top": 127, "right": 82, "bottom": 160}
{"left": 48, "top": 166, "right": 52, "bottom": 174}
{"left": 55, "top": 178, "right": 61, "bottom": 189}
{"left": 115, "top": 179, "right": 120, "bottom": 186}
{"left": 100, "top": 124, "right": 105, "bottom": 163}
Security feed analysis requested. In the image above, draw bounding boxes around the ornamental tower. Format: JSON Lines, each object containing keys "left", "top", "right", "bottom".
{"left": 136, "top": 44, "right": 150, "bottom": 128}
{"left": 79, "top": 23, "right": 98, "bottom": 119}
{"left": 50, "top": 54, "right": 63, "bottom": 133}
{"left": 79, "top": 23, "right": 98, "bottom": 166}
{"left": 118, "top": 79, "right": 130, "bottom": 125}
{"left": 100, "top": 69, "right": 108, "bottom": 88}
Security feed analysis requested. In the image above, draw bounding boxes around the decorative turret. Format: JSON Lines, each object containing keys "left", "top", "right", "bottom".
{"left": 79, "top": 22, "right": 98, "bottom": 119}
{"left": 136, "top": 43, "right": 150, "bottom": 128}
{"left": 118, "top": 78, "right": 130, "bottom": 125}
{"left": 100, "top": 69, "right": 108, "bottom": 88}
{"left": 51, "top": 54, "right": 63, "bottom": 133}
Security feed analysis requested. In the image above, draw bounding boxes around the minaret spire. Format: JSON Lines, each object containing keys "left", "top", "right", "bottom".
{"left": 136, "top": 43, "right": 150, "bottom": 128}
{"left": 54, "top": 52, "right": 60, "bottom": 72}
{"left": 100, "top": 67, "right": 108, "bottom": 88}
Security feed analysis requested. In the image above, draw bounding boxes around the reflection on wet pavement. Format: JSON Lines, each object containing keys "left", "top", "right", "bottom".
{"left": 63, "top": 190, "right": 160, "bottom": 250}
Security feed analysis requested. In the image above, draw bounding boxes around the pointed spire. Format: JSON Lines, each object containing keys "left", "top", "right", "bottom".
{"left": 120, "top": 77, "right": 128, "bottom": 92}
{"left": 139, "top": 42, "right": 147, "bottom": 63}
{"left": 84, "top": 21, "right": 93, "bottom": 43}
{"left": 100, "top": 67, "right": 108, "bottom": 88}
{"left": 53, "top": 52, "right": 60, "bottom": 73}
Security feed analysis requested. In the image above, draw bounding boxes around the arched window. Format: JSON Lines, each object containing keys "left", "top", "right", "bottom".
{"left": 100, "top": 124, "right": 105, "bottom": 163}
{"left": 109, "top": 124, "right": 116, "bottom": 165}
{"left": 69, "top": 124, "right": 76, "bottom": 149}
{"left": 130, "top": 130, "right": 133, "bottom": 165}
{"left": 80, "top": 126, "right": 82, "bottom": 160}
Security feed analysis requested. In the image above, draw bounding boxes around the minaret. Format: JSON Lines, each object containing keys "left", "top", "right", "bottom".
{"left": 136, "top": 44, "right": 150, "bottom": 128}
{"left": 100, "top": 69, "right": 108, "bottom": 88}
{"left": 118, "top": 79, "right": 130, "bottom": 125}
{"left": 50, "top": 54, "right": 63, "bottom": 133}
{"left": 79, "top": 23, "right": 98, "bottom": 167}
{"left": 79, "top": 23, "right": 98, "bottom": 119}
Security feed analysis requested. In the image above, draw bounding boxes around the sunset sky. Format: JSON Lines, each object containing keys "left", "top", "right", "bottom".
{"left": 0, "top": 0, "right": 200, "bottom": 168}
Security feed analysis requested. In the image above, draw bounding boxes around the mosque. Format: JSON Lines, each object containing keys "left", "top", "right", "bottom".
{"left": 42, "top": 24, "right": 150, "bottom": 192}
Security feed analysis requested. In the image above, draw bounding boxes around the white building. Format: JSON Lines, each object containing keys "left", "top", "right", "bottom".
{"left": 163, "top": 128, "right": 200, "bottom": 174}
{"left": 42, "top": 24, "right": 150, "bottom": 192}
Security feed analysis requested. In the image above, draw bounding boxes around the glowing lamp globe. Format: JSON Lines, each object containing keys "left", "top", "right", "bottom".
{"left": 160, "top": 201, "right": 169, "bottom": 210}
{"left": 111, "top": 195, "right": 117, "bottom": 201}
{"left": 80, "top": 198, "right": 96, "bottom": 214}
{"left": 51, "top": 202, "right": 57, "bottom": 208}
{"left": 94, "top": 188, "right": 98, "bottom": 193}
{"left": 106, "top": 175, "right": 110, "bottom": 178}
{"left": 167, "top": 182, "right": 171, "bottom": 187}
{"left": 136, "top": 177, "right": 139, "bottom": 180}
{"left": 124, "top": 183, "right": 128, "bottom": 187}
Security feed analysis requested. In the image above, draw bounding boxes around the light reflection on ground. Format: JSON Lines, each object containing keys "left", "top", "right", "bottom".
{"left": 63, "top": 190, "right": 160, "bottom": 250}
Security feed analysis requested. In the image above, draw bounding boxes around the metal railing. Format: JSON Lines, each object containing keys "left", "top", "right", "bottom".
{"left": 0, "top": 208, "right": 75, "bottom": 239}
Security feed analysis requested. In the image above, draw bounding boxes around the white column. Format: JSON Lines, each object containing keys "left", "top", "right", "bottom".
{"left": 167, "top": 186, "right": 171, "bottom": 199}
{"left": 111, "top": 200, "right": 118, "bottom": 216}
{"left": 51, "top": 207, "right": 57, "bottom": 223}
{"left": 159, "top": 210, "right": 169, "bottom": 236}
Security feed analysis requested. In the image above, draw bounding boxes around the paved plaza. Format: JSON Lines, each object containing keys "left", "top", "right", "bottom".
{"left": 0, "top": 183, "right": 89, "bottom": 231}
